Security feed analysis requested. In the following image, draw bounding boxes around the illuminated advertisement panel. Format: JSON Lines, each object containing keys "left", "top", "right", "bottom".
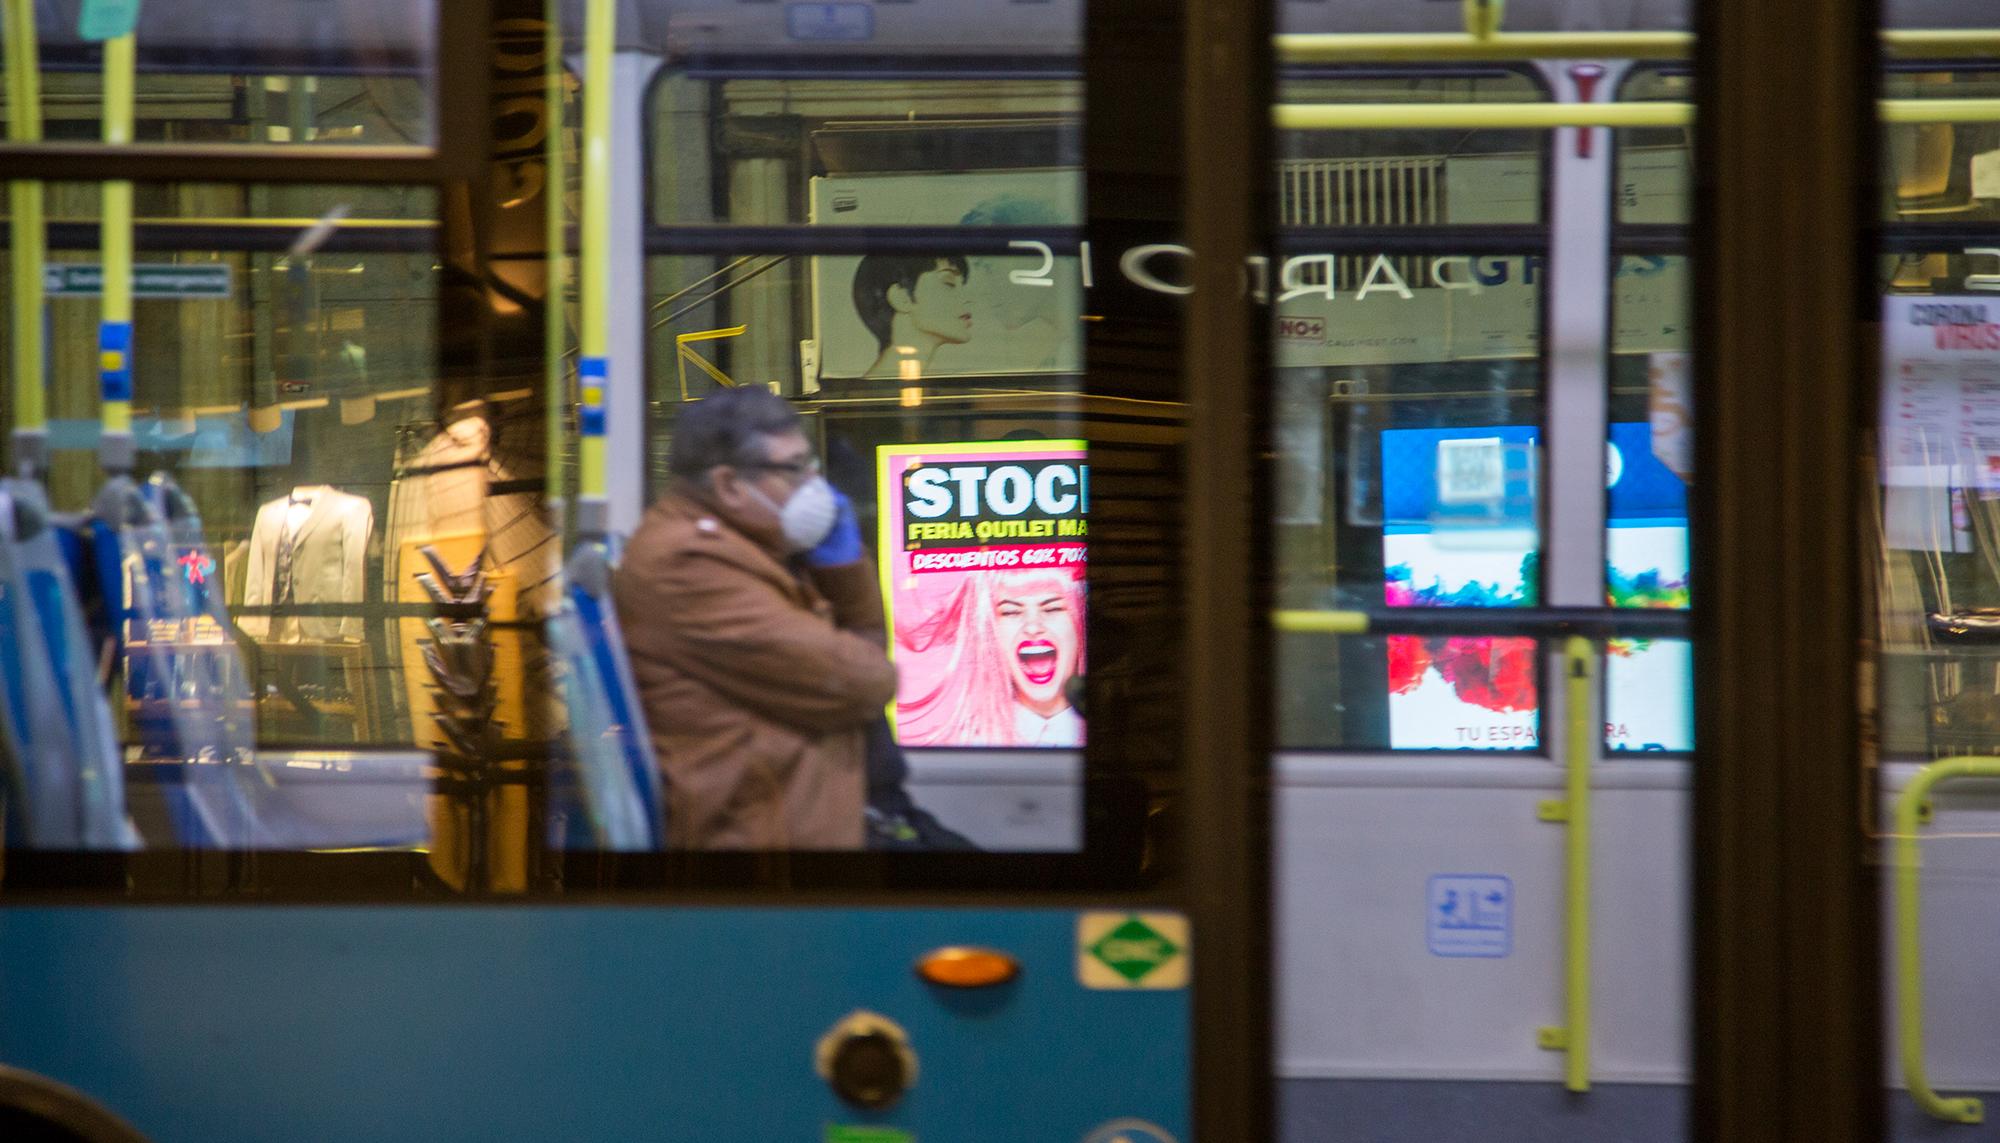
{"left": 878, "top": 440, "right": 1088, "bottom": 748}
{"left": 811, "top": 170, "right": 1084, "bottom": 381}
{"left": 1604, "top": 420, "right": 1693, "bottom": 753}
{"left": 1381, "top": 426, "right": 1540, "bottom": 751}
{"left": 1381, "top": 422, "right": 1693, "bottom": 752}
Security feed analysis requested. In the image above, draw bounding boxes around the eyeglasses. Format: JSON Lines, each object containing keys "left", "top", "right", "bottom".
{"left": 743, "top": 456, "right": 820, "bottom": 480}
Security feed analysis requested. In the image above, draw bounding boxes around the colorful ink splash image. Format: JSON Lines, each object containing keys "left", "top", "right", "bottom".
{"left": 1604, "top": 564, "right": 1690, "bottom": 659}
{"left": 1385, "top": 553, "right": 1539, "bottom": 716}
{"left": 1604, "top": 522, "right": 1695, "bottom": 752}
{"left": 1386, "top": 635, "right": 1539, "bottom": 714}
{"left": 1378, "top": 425, "right": 1544, "bottom": 750}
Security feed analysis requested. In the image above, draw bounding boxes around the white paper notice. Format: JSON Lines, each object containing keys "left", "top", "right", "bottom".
{"left": 1961, "top": 362, "right": 2000, "bottom": 491}
{"left": 1882, "top": 360, "right": 1963, "bottom": 478}
{"left": 1974, "top": 148, "right": 2000, "bottom": 201}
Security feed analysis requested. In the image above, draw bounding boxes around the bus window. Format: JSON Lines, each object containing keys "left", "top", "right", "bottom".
{"left": 1606, "top": 66, "right": 1693, "bottom": 755}
{"left": 1271, "top": 69, "right": 1549, "bottom": 752}
{"left": 11, "top": 1, "right": 436, "bottom": 148}
{"left": 642, "top": 56, "right": 1092, "bottom": 852}
{"left": 1270, "top": 18, "right": 1695, "bottom": 1142}
{"left": 1869, "top": 29, "right": 2000, "bottom": 1135}
{"left": 0, "top": 181, "right": 556, "bottom": 886}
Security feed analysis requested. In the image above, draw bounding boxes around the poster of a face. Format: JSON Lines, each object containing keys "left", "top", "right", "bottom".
{"left": 811, "top": 170, "right": 1083, "bottom": 380}
{"left": 878, "top": 441, "right": 1088, "bottom": 749}
{"left": 1381, "top": 426, "right": 1541, "bottom": 751}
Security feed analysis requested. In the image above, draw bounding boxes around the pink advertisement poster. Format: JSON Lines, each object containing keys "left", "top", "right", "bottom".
{"left": 878, "top": 440, "right": 1088, "bottom": 749}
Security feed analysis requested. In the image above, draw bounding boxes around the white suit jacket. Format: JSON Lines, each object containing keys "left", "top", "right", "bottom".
{"left": 242, "top": 486, "right": 374, "bottom": 642}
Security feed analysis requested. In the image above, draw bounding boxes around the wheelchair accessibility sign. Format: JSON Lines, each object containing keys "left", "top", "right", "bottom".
{"left": 1427, "top": 874, "right": 1512, "bottom": 958}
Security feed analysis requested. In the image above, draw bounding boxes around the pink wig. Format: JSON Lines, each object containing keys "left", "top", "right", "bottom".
{"left": 893, "top": 566, "right": 1086, "bottom": 746}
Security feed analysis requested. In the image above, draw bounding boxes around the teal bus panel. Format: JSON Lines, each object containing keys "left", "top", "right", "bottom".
{"left": 0, "top": 905, "right": 1188, "bottom": 1143}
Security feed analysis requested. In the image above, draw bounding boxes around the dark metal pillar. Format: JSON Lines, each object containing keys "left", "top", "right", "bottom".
{"left": 1692, "top": 0, "right": 1885, "bottom": 1138}
{"left": 1182, "top": 0, "right": 1275, "bottom": 1141}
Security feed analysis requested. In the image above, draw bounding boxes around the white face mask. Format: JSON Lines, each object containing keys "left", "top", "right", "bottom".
{"left": 745, "top": 474, "right": 839, "bottom": 552}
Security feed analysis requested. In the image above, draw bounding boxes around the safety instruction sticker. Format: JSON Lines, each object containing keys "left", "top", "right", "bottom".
{"left": 1427, "top": 874, "right": 1512, "bottom": 958}
{"left": 1077, "top": 913, "right": 1189, "bottom": 990}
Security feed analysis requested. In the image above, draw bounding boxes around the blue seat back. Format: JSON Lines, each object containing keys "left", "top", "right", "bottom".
{"left": 546, "top": 543, "right": 664, "bottom": 850}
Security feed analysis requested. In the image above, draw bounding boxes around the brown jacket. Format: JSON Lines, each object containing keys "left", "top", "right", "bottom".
{"left": 613, "top": 488, "right": 897, "bottom": 849}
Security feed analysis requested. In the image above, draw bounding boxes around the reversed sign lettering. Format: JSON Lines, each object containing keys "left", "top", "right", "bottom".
{"left": 45, "top": 263, "right": 233, "bottom": 299}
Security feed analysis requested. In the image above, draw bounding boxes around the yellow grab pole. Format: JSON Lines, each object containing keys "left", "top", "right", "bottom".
{"left": 1275, "top": 31, "right": 1692, "bottom": 63}
{"left": 1879, "top": 99, "right": 2000, "bottom": 125}
{"left": 1274, "top": 99, "right": 2000, "bottom": 131}
{"left": 1882, "top": 29, "right": 2000, "bottom": 58}
{"left": 1276, "top": 28, "right": 2000, "bottom": 64}
{"left": 1893, "top": 757, "right": 1995, "bottom": 1125}
{"left": 6, "top": 0, "right": 49, "bottom": 473}
{"left": 1535, "top": 637, "right": 1595, "bottom": 1092}
{"left": 1270, "top": 609, "right": 1370, "bottom": 635}
{"left": 544, "top": 0, "right": 569, "bottom": 516}
{"left": 575, "top": 0, "right": 612, "bottom": 533}
{"left": 1274, "top": 102, "right": 1691, "bottom": 131}
{"left": 98, "top": 32, "right": 136, "bottom": 470}
{"left": 1462, "top": 0, "right": 1503, "bottom": 41}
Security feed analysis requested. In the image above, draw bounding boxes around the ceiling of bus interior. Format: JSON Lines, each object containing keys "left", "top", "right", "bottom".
{"left": 16, "top": 0, "right": 1999, "bottom": 61}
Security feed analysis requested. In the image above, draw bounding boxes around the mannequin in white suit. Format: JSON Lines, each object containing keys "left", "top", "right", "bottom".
{"left": 242, "top": 485, "right": 374, "bottom": 642}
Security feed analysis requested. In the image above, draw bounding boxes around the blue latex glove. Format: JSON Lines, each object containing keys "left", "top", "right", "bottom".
{"left": 807, "top": 488, "right": 865, "bottom": 567}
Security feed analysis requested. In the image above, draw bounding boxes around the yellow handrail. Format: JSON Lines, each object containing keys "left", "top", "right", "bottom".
{"left": 1880, "top": 99, "right": 2000, "bottom": 125}
{"left": 1275, "top": 99, "right": 2000, "bottom": 131}
{"left": 1893, "top": 756, "right": 1997, "bottom": 1125}
{"left": 1271, "top": 609, "right": 1369, "bottom": 635}
{"left": 5, "top": 0, "right": 47, "bottom": 470}
{"left": 575, "top": 0, "right": 612, "bottom": 527}
{"left": 1273, "top": 608, "right": 1597, "bottom": 1090}
{"left": 1276, "top": 28, "right": 2000, "bottom": 64}
{"left": 544, "top": 0, "right": 568, "bottom": 514}
{"left": 1274, "top": 102, "right": 1686, "bottom": 130}
{"left": 1534, "top": 636, "right": 1595, "bottom": 1092}
{"left": 1276, "top": 31, "right": 1693, "bottom": 63}
{"left": 98, "top": 30, "right": 135, "bottom": 467}
{"left": 1463, "top": 0, "right": 1502, "bottom": 43}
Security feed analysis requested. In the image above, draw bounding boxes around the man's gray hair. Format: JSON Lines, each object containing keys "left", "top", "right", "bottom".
{"left": 666, "top": 387, "right": 802, "bottom": 479}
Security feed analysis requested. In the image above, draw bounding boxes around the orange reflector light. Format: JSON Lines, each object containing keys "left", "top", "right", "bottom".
{"left": 916, "top": 947, "right": 1020, "bottom": 988}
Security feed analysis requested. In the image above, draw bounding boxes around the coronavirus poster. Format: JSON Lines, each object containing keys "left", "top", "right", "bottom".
{"left": 878, "top": 440, "right": 1088, "bottom": 748}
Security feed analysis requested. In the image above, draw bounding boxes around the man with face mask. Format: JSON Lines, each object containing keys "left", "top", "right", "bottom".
{"left": 614, "top": 387, "right": 896, "bottom": 849}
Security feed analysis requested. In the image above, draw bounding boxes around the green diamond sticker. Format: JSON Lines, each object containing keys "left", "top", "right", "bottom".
{"left": 826, "top": 1127, "right": 913, "bottom": 1143}
{"left": 1088, "top": 917, "right": 1181, "bottom": 983}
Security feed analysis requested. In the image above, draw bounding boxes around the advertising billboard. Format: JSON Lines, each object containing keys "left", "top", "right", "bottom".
{"left": 1380, "top": 426, "right": 1541, "bottom": 751}
{"left": 810, "top": 170, "right": 1085, "bottom": 381}
{"left": 1604, "top": 420, "right": 1693, "bottom": 753}
{"left": 878, "top": 440, "right": 1088, "bottom": 748}
{"left": 1380, "top": 422, "right": 1692, "bottom": 752}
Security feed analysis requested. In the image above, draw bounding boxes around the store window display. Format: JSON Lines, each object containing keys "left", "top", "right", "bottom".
{"left": 241, "top": 484, "right": 373, "bottom": 642}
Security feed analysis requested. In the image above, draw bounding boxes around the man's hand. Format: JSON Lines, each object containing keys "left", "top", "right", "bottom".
{"left": 807, "top": 488, "right": 864, "bottom": 567}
